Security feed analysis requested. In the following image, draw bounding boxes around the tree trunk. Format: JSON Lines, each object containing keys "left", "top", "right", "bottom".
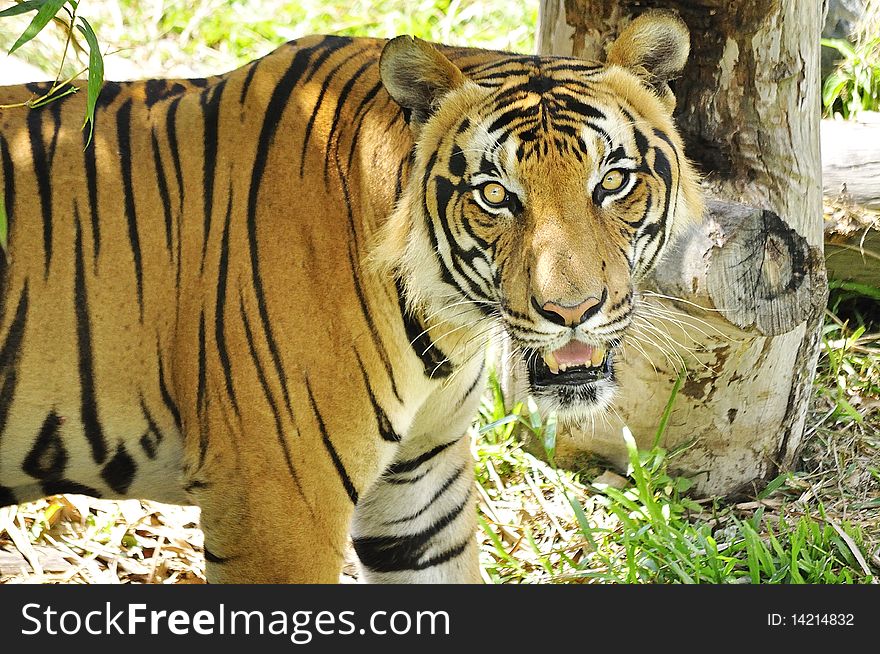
{"left": 511, "top": 0, "right": 827, "bottom": 495}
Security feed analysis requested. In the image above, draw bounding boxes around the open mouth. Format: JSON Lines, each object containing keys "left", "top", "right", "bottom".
{"left": 527, "top": 340, "right": 614, "bottom": 387}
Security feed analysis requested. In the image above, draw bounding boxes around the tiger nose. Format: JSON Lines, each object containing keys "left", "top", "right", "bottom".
{"left": 532, "top": 289, "right": 607, "bottom": 327}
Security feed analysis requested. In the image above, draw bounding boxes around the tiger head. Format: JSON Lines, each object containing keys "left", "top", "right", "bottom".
{"left": 374, "top": 11, "right": 703, "bottom": 421}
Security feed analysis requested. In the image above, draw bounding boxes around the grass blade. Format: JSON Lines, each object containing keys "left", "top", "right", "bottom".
{"left": 653, "top": 371, "right": 683, "bottom": 449}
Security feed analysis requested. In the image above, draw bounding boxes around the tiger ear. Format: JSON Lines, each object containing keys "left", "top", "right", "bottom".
{"left": 606, "top": 10, "right": 690, "bottom": 111}
{"left": 380, "top": 35, "right": 466, "bottom": 130}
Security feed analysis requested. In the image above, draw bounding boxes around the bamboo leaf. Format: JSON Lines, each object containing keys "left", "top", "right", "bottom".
{"left": 76, "top": 17, "right": 103, "bottom": 147}
{"left": 8, "top": 0, "right": 69, "bottom": 55}
{"left": 0, "top": 0, "right": 49, "bottom": 18}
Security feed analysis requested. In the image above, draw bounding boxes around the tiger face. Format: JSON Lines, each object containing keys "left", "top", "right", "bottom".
{"left": 376, "top": 12, "right": 703, "bottom": 421}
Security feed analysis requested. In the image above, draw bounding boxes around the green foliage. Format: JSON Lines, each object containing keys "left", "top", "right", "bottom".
{"left": 474, "top": 369, "right": 875, "bottom": 584}
{"left": 0, "top": 0, "right": 104, "bottom": 145}
{"left": 818, "top": 284, "right": 880, "bottom": 426}
{"left": 822, "top": 36, "right": 880, "bottom": 119}
{"left": 75, "top": 14, "right": 102, "bottom": 144}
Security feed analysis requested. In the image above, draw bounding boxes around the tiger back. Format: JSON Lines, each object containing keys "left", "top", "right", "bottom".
{"left": 0, "top": 11, "right": 702, "bottom": 583}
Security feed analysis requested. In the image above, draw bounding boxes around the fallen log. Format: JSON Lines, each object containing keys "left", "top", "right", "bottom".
{"left": 821, "top": 116, "right": 880, "bottom": 211}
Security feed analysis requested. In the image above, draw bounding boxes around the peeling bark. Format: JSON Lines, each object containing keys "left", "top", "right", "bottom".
{"left": 518, "top": 0, "right": 826, "bottom": 495}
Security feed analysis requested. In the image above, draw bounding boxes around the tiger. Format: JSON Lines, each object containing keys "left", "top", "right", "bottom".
{"left": 0, "top": 10, "right": 702, "bottom": 583}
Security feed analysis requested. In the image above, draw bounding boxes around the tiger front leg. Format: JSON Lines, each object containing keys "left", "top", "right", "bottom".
{"left": 351, "top": 434, "right": 480, "bottom": 583}
{"left": 350, "top": 361, "right": 487, "bottom": 585}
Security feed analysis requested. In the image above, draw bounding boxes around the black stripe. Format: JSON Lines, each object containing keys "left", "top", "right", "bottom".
{"left": 185, "top": 479, "right": 210, "bottom": 492}
{"left": 641, "top": 146, "right": 673, "bottom": 272}
{"left": 238, "top": 290, "right": 318, "bottom": 524}
{"left": 395, "top": 278, "right": 453, "bottom": 378}
{"left": 344, "top": 81, "right": 383, "bottom": 169}
{"left": 0, "top": 284, "right": 29, "bottom": 439}
{"left": 246, "top": 48, "right": 314, "bottom": 423}
{"left": 45, "top": 99, "right": 63, "bottom": 169}
{"left": 144, "top": 79, "right": 166, "bottom": 107}
{"left": 385, "top": 439, "right": 457, "bottom": 476}
{"left": 486, "top": 104, "right": 540, "bottom": 135}
{"left": 544, "top": 61, "right": 603, "bottom": 75}
{"left": 393, "top": 156, "right": 407, "bottom": 204}
{"left": 384, "top": 464, "right": 466, "bottom": 525}
{"left": 116, "top": 99, "right": 145, "bottom": 320}
{"left": 97, "top": 81, "right": 122, "bottom": 107}
{"left": 82, "top": 124, "right": 101, "bottom": 267}
{"left": 0, "top": 134, "right": 14, "bottom": 236}
{"left": 151, "top": 128, "right": 174, "bottom": 256}
{"left": 353, "top": 350, "right": 400, "bottom": 442}
{"left": 26, "top": 109, "right": 53, "bottom": 276}
{"left": 0, "top": 485, "right": 16, "bottom": 507}
{"left": 345, "top": 247, "right": 403, "bottom": 400}
{"left": 239, "top": 61, "right": 259, "bottom": 104}
{"left": 203, "top": 546, "right": 232, "bottom": 564}
{"left": 455, "top": 360, "right": 487, "bottom": 411}
{"left": 407, "top": 539, "right": 470, "bottom": 570}
{"left": 302, "top": 35, "right": 354, "bottom": 85}
{"left": 25, "top": 81, "right": 53, "bottom": 95}
{"left": 101, "top": 442, "right": 136, "bottom": 494}
{"left": 322, "top": 73, "right": 403, "bottom": 403}
{"left": 323, "top": 60, "right": 372, "bottom": 182}
{"left": 436, "top": 175, "right": 493, "bottom": 265}
{"left": 157, "top": 351, "right": 182, "bottom": 431}
{"left": 558, "top": 94, "right": 606, "bottom": 121}
{"left": 0, "top": 363, "right": 18, "bottom": 441}
{"left": 0, "top": 134, "right": 15, "bottom": 310}
{"left": 165, "top": 97, "right": 185, "bottom": 214}
{"left": 383, "top": 469, "right": 431, "bottom": 485}
{"left": 138, "top": 397, "right": 164, "bottom": 460}
{"left": 200, "top": 80, "right": 226, "bottom": 271}
{"left": 74, "top": 210, "right": 108, "bottom": 464}
{"left": 352, "top": 491, "right": 471, "bottom": 572}
{"left": 145, "top": 79, "right": 189, "bottom": 108}
{"left": 304, "top": 378, "right": 359, "bottom": 504}
{"left": 239, "top": 291, "right": 286, "bottom": 448}
{"left": 42, "top": 480, "right": 102, "bottom": 497}
{"left": 22, "top": 411, "right": 66, "bottom": 479}
{"left": 215, "top": 191, "right": 239, "bottom": 416}
{"left": 165, "top": 97, "right": 185, "bottom": 292}
{"left": 299, "top": 56, "right": 349, "bottom": 177}
{"left": 449, "top": 144, "right": 466, "bottom": 178}
{"left": 196, "top": 311, "right": 208, "bottom": 466}
{"left": 421, "top": 155, "right": 489, "bottom": 305}
{"left": 459, "top": 54, "right": 535, "bottom": 75}
{"left": 653, "top": 127, "right": 682, "bottom": 230}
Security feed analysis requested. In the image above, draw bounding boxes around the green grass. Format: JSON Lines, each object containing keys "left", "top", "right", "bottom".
{"left": 1, "top": 0, "right": 538, "bottom": 80}
{"left": 473, "top": 363, "right": 877, "bottom": 584}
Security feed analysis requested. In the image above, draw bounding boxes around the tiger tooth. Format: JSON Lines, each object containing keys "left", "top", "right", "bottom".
{"left": 590, "top": 347, "right": 606, "bottom": 368}
{"left": 559, "top": 363, "right": 568, "bottom": 372}
{"left": 543, "top": 351, "right": 559, "bottom": 374}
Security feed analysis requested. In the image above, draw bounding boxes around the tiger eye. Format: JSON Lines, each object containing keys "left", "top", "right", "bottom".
{"left": 601, "top": 169, "right": 626, "bottom": 191}
{"left": 479, "top": 182, "right": 509, "bottom": 206}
